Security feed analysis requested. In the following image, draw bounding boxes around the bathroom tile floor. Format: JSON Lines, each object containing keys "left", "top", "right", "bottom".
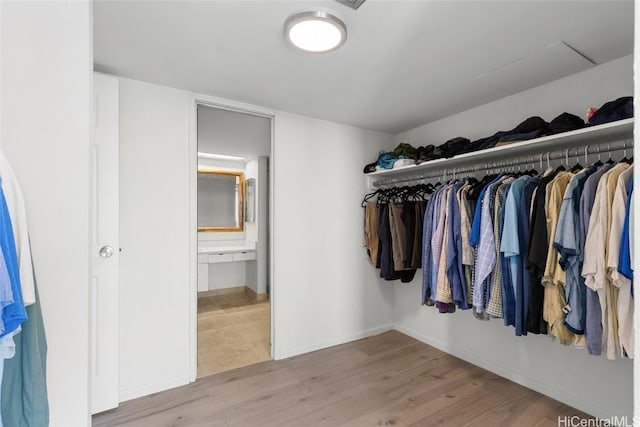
{"left": 197, "top": 291, "right": 270, "bottom": 378}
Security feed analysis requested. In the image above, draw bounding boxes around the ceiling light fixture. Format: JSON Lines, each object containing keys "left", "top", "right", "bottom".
{"left": 285, "top": 10, "right": 347, "bottom": 53}
{"left": 197, "top": 152, "right": 246, "bottom": 162}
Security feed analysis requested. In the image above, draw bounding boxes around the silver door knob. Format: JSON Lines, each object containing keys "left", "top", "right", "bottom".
{"left": 99, "top": 246, "right": 114, "bottom": 258}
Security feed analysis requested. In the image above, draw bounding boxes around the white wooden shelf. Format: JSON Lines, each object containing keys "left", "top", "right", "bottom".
{"left": 366, "top": 118, "right": 633, "bottom": 185}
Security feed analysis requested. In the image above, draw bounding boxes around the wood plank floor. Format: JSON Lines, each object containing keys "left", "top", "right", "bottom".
{"left": 93, "top": 331, "right": 589, "bottom": 427}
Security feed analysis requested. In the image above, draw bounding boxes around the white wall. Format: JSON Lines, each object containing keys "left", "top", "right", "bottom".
{"left": 397, "top": 55, "right": 633, "bottom": 145}
{"left": 393, "top": 55, "right": 634, "bottom": 419}
{"left": 0, "top": 2, "right": 92, "bottom": 426}
{"left": 115, "top": 76, "right": 396, "bottom": 398}
{"left": 197, "top": 105, "right": 270, "bottom": 158}
{"left": 118, "top": 78, "right": 191, "bottom": 401}
{"left": 272, "top": 111, "right": 395, "bottom": 358}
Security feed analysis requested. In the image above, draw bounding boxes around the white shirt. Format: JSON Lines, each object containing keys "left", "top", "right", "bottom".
{"left": 608, "top": 166, "right": 633, "bottom": 358}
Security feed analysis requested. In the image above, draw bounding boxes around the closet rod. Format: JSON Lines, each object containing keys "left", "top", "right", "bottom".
{"left": 372, "top": 138, "right": 633, "bottom": 188}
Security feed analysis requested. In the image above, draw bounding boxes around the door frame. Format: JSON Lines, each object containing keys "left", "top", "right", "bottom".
{"left": 188, "top": 94, "right": 276, "bottom": 382}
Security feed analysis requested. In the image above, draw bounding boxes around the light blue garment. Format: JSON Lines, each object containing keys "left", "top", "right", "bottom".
{"left": 0, "top": 358, "right": 3, "bottom": 427}
{"left": 500, "top": 182, "right": 516, "bottom": 326}
{"left": 0, "top": 247, "right": 13, "bottom": 336}
{"left": 500, "top": 176, "right": 532, "bottom": 314}
{"left": 0, "top": 185, "right": 26, "bottom": 338}
{"left": 619, "top": 180, "right": 634, "bottom": 282}
{"left": 446, "top": 181, "right": 468, "bottom": 308}
{"left": 553, "top": 168, "right": 593, "bottom": 334}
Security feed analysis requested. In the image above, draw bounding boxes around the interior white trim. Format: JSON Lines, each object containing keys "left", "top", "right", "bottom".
{"left": 188, "top": 93, "right": 276, "bottom": 382}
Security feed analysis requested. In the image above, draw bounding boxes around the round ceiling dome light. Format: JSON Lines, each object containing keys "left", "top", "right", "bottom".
{"left": 285, "top": 10, "right": 347, "bottom": 53}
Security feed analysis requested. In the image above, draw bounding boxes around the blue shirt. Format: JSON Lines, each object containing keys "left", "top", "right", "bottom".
{"left": 0, "top": 186, "right": 26, "bottom": 338}
{"left": 446, "top": 181, "right": 469, "bottom": 309}
{"left": 470, "top": 175, "right": 503, "bottom": 247}
{"left": 553, "top": 168, "right": 595, "bottom": 334}
{"left": 500, "top": 176, "right": 533, "bottom": 331}
{"left": 619, "top": 180, "right": 634, "bottom": 281}
{"left": 473, "top": 178, "right": 504, "bottom": 310}
{"left": 499, "top": 182, "right": 515, "bottom": 326}
{"left": 0, "top": 246, "right": 13, "bottom": 336}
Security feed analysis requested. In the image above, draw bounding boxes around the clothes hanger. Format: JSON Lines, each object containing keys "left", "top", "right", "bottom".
{"left": 434, "top": 169, "right": 446, "bottom": 189}
{"left": 554, "top": 151, "right": 566, "bottom": 172}
{"left": 529, "top": 155, "right": 539, "bottom": 176}
{"left": 361, "top": 189, "right": 381, "bottom": 207}
{"left": 605, "top": 142, "right": 615, "bottom": 165}
{"left": 619, "top": 140, "right": 631, "bottom": 164}
{"left": 570, "top": 148, "right": 583, "bottom": 173}
{"left": 592, "top": 145, "right": 603, "bottom": 167}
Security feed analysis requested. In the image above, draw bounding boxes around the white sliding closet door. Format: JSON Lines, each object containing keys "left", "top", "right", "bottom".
{"left": 90, "top": 73, "right": 120, "bottom": 414}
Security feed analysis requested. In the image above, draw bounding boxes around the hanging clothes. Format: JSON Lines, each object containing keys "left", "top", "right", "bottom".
{"left": 377, "top": 204, "right": 401, "bottom": 281}
{"left": 0, "top": 152, "right": 49, "bottom": 426}
{"left": 583, "top": 163, "right": 630, "bottom": 359}
{"left": 616, "top": 180, "right": 634, "bottom": 358}
{"left": 363, "top": 202, "right": 379, "bottom": 265}
{"left": 526, "top": 169, "right": 557, "bottom": 334}
{"left": 608, "top": 166, "right": 633, "bottom": 358}
{"left": 541, "top": 171, "right": 576, "bottom": 344}
{"left": 1, "top": 267, "right": 48, "bottom": 427}
{"left": 500, "top": 176, "right": 533, "bottom": 329}
{"left": 553, "top": 166, "right": 597, "bottom": 336}
{"left": 580, "top": 163, "right": 613, "bottom": 355}
{"left": 362, "top": 185, "right": 430, "bottom": 284}
{"left": 0, "top": 185, "right": 27, "bottom": 340}
{"left": 0, "top": 154, "right": 35, "bottom": 307}
{"left": 364, "top": 148, "right": 634, "bottom": 361}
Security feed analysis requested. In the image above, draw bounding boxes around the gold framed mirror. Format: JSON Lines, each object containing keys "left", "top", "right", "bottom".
{"left": 197, "top": 168, "right": 245, "bottom": 232}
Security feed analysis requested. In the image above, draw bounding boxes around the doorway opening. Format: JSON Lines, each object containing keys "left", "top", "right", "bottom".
{"left": 195, "top": 104, "right": 272, "bottom": 378}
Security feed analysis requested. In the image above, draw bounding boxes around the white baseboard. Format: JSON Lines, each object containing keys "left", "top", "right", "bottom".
{"left": 119, "top": 375, "right": 190, "bottom": 403}
{"left": 274, "top": 323, "right": 394, "bottom": 360}
{"left": 394, "top": 325, "right": 618, "bottom": 420}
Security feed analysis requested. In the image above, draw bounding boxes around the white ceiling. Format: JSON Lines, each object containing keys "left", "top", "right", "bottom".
{"left": 94, "top": 0, "right": 634, "bottom": 134}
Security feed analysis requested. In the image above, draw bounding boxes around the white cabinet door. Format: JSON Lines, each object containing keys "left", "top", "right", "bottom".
{"left": 90, "top": 73, "right": 120, "bottom": 414}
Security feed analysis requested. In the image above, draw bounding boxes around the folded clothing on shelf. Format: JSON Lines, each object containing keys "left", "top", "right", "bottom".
{"left": 436, "top": 137, "right": 471, "bottom": 158}
{"left": 588, "top": 96, "right": 633, "bottom": 126}
{"left": 393, "top": 158, "right": 416, "bottom": 168}
{"left": 545, "top": 112, "right": 585, "bottom": 135}
{"left": 393, "top": 142, "right": 418, "bottom": 159}
{"left": 363, "top": 96, "right": 632, "bottom": 174}
{"left": 416, "top": 145, "right": 437, "bottom": 163}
